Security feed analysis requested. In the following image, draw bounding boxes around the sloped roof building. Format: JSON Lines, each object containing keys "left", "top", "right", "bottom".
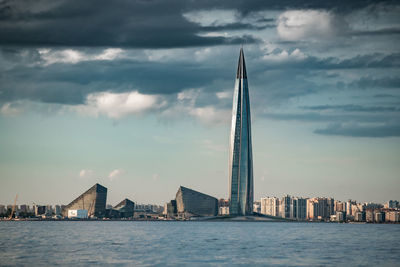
{"left": 175, "top": 186, "right": 218, "bottom": 217}
{"left": 62, "top": 183, "right": 107, "bottom": 218}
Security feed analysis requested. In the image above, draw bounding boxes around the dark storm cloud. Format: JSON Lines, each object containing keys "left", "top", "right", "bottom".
{"left": 189, "top": 0, "right": 396, "bottom": 15}
{"left": 0, "top": 0, "right": 262, "bottom": 48}
{"left": 0, "top": 56, "right": 233, "bottom": 104}
{"left": 0, "top": 0, "right": 396, "bottom": 47}
{"left": 200, "top": 22, "right": 274, "bottom": 32}
{"left": 1, "top": 49, "right": 399, "bottom": 106}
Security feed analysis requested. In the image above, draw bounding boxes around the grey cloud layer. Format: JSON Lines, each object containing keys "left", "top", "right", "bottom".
{"left": 0, "top": 0, "right": 399, "bottom": 137}
{"left": 0, "top": 0, "right": 397, "bottom": 47}
{"left": 0, "top": 0, "right": 261, "bottom": 48}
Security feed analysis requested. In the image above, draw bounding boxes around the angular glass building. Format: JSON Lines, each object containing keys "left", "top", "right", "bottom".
{"left": 113, "top": 198, "right": 135, "bottom": 218}
{"left": 175, "top": 186, "right": 218, "bottom": 217}
{"left": 62, "top": 183, "right": 107, "bottom": 218}
{"left": 229, "top": 48, "right": 254, "bottom": 216}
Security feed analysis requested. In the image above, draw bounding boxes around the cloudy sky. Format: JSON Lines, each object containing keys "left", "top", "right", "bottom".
{"left": 0, "top": 0, "right": 399, "bottom": 206}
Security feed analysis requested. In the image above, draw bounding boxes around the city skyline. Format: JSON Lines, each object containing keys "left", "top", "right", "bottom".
{"left": 1, "top": 1, "right": 399, "bottom": 206}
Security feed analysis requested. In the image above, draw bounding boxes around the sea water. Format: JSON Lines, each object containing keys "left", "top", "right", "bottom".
{"left": 0, "top": 221, "right": 399, "bottom": 266}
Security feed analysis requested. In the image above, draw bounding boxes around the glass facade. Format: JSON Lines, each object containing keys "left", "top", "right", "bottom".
{"left": 229, "top": 49, "right": 254, "bottom": 216}
{"left": 175, "top": 186, "right": 218, "bottom": 217}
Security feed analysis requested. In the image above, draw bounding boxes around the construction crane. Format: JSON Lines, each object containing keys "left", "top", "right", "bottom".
{"left": 9, "top": 194, "right": 18, "bottom": 220}
{"left": 88, "top": 199, "right": 96, "bottom": 218}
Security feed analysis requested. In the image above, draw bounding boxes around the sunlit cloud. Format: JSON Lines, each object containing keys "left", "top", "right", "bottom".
{"left": 74, "top": 91, "right": 164, "bottom": 119}
{"left": 277, "top": 10, "right": 345, "bottom": 41}
{"left": 79, "top": 169, "right": 94, "bottom": 178}
{"left": 108, "top": 169, "right": 123, "bottom": 181}
{"left": 38, "top": 48, "right": 125, "bottom": 66}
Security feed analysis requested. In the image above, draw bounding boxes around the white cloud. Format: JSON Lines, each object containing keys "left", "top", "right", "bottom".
{"left": 108, "top": 169, "right": 123, "bottom": 181}
{"left": 216, "top": 91, "right": 231, "bottom": 99}
{"left": 160, "top": 88, "right": 231, "bottom": 126}
{"left": 38, "top": 48, "right": 125, "bottom": 65}
{"left": 39, "top": 49, "right": 84, "bottom": 65}
{"left": 0, "top": 102, "right": 22, "bottom": 116}
{"left": 93, "top": 48, "right": 124, "bottom": 60}
{"left": 144, "top": 48, "right": 188, "bottom": 62}
{"left": 74, "top": 91, "right": 163, "bottom": 119}
{"left": 183, "top": 9, "right": 239, "bottom": 27}
{"left": 188, "top": 106, "right": 230, "bottom": 125}
{"left": 79, "top": 169, "right": 93, "bottom": 178}
{"left": 177, "top": 88, "right": 201, "bottom": 105}
{"left": 277, "top": 10, "right": 341, "bottom": 41}
{"left": 262, "top": 48, "right": 307, "bottom": 62}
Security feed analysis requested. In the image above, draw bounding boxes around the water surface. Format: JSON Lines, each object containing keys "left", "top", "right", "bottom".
{"left": 0, "top": 221, "right": 399, "bottom": 266}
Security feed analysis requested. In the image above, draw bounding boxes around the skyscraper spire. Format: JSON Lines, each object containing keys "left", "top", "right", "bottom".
{"left": 236, "top": 48, "right": 247, "bottom": 79}
{"left": 229, "top": 48, "right": 254, "bottom": 216}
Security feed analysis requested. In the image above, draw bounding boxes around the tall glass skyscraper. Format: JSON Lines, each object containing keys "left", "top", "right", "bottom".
{"left": 229, "top": 48, "right": 254, "bottom": 216}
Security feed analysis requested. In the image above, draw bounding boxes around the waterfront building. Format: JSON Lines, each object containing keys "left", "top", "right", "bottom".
{"left": 68, "top": 209, "right": 88, "bottom": 219}
{"left": 375, "top": 212, "right": 385, "bottom": 223}
{"left": 218, "top": 199, "right": 229, "bottom": 215}
{"left": 280, "top": 195, "right": 291, "bottom": 218}
{"left": 334, "top": 200, "right": 346, "bottom": 212}
{"left": 175, "top": 186, "right": 218, "bottom": 217}
{"left": 219, "top": 206, "right": 230, "bottom": 215}
{"left": 351, "top": 204, "right": 361, "bottom": 216}
{"left": 54, "top": 205, "right": 62, "bottom": 216}
{"left": 385, "top": 200, "right": 399, "bottom": 209}
{"left": 62, "top": 183, "right": 107, "bottom": 218}
{"left": 354, "top": 211, "right": 365, "bottom": 222}
{"left": 0, "top": 205, "right": 5, "bottom": 215}
{"left": 113, "top": 198, "right": 135, "bottom": 218}
{"left": 290, "top": 197, "right": 297, "bottom": 219}
{"left": 327, "top": 198, "right": 335, "bottom": 216}
{"left": 46, "top": 205, "right": 53, "bottom": 215}
{"left": 307, "top": 197, "right": 332, "bottom": 220}
{"left": 228, "top": 48, "right": 254, "bottom": 216}
{"left": 385, "top": 211, "right": 399, "bottom": 222}
{"left": 260, "top": 197, "right": 279, "bottom": 217}
{"left": 135, "top": 204, "right": 163, "bottom": 213}
{"left": 366, "top": 209, "right": 374, "bottom": 222}
{"left": 253, "top": 201, "right": 261, "bottom": 213}
{"left": 163, "top": 200, "right": 177, "bottom": 217}
{"left": 346, "top": 200, "right": 357, "bottom": 217}
{"left": 19, "top": 204, "right": 28, "bottom": 213}
{"left": 364, "top": 202, "right": 383, "bottom": 210}
{"left": 335, "top": 211, "right": 346, "bottom": 222}
{"left": 34, "top": 205, "right": 46, "bottom": 216}
{"left": 291, "top": 197, "right": 307, "bottom": 220}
